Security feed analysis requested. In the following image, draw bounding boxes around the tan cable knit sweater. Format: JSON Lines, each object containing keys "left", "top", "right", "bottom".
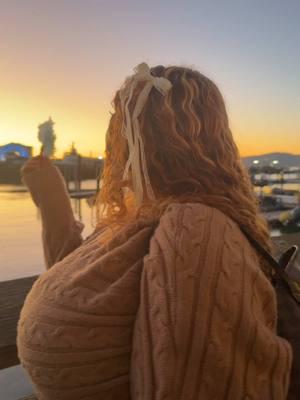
{"left": 17, "top": 164, "right": 292, "bottom": 400}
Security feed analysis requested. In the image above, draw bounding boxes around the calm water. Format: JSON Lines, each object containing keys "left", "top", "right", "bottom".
{"left": 0, "top": 181, "right": 96, "bottom": 282}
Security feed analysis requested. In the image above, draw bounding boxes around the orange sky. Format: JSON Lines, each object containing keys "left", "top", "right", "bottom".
{"left": 0, "top": 1, "right": 299, "bottom": 158}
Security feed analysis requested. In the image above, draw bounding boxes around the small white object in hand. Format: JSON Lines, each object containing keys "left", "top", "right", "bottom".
{"left": 38, "top": 117, "right": 56, "bottom": 157}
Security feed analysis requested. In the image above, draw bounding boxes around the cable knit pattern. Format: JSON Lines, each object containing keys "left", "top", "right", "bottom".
{"left": 17, "top": 165, "right": 292, "bottom": 399}
{"left": 131, "top": 204, "right": 292, "bottom": 400}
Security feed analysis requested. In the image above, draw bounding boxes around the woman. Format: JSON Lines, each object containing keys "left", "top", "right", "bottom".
{"left": 17, "top": 63, "right": 292, "bottom": 400}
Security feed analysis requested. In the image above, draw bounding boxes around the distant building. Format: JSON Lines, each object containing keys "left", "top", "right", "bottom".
{"left": 0, "top": 143, "right": 32, "bottom": 161}
{"left": 62, "top": 142, "right": 80, "bottom": 164}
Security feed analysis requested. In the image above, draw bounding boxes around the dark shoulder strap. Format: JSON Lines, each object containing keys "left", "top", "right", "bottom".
{"left": 240, "top": 228, "right": 288, "bottom": 282}
{"left": 240, "top": 228, "right": 300, "bottom": 304}
{"left": 241, "top": 228, "right": 300, "bottom": 305}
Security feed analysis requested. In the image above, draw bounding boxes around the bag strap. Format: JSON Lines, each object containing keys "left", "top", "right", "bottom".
{"left": 241, "top": 229, "right": 289, "bottom": 281}
{"left": 240, "top": 228, "right": 300, "bottom": 304}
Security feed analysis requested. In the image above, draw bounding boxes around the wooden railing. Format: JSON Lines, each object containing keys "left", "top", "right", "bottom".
{"left": 0, "top": 276, "right": 38, "bottom": 370}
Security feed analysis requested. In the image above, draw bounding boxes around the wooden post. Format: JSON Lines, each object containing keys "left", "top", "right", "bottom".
{"left": 96, "top": 160, "right": 103, "bottom": 193}
{"left": 76, "top": 155, "right": 82, "bottom": 191}
{"left": 280, "top": 170, "right": 284, "bottom": 191}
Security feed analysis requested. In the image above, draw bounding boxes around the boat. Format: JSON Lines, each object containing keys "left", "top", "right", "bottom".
{"left": 271, "top": 188, "right": 300, "bottom": 207}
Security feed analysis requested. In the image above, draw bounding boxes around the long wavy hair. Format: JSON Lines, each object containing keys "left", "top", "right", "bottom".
{"left": 96, "top": 65, "right": 271, "bottom": 272}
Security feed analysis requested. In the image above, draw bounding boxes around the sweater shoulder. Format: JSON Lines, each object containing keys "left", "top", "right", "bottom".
{"left": 157, "top": 202, "right": 245, "bottom": 247}
{"left": 151, "top": 202, "right": 267, "bottom": 286}
{"left": 163, "top": 202, "right": 229, "bottom": 224}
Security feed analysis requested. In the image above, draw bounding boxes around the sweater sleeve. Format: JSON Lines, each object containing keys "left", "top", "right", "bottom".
{"left": 22, "top": 163, "right": 84, "bottom": 269}
{"left": 130, "top": 203, "right": 292, "bottom": 400}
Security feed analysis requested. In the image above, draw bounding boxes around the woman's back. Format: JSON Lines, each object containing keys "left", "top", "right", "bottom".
{"left": 17, "top": 184, "right": 292, "bottom": 399}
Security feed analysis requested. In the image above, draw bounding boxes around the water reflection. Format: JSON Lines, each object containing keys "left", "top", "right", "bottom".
{"left": 0, "top": 181, "right": 96, "bottom": 282}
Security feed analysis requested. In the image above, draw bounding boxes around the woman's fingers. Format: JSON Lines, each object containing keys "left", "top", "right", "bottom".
{"left": 21, "top": 156, "right": 52, "bottom": 174}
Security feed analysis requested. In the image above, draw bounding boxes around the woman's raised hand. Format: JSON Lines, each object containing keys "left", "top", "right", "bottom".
{"left": 21, "top": 155, "right": 53, "bottom": 175}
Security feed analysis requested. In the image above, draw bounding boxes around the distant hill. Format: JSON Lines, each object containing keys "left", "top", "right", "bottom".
{"left": 242, "top": 153, "right": 300, "bottom": 168}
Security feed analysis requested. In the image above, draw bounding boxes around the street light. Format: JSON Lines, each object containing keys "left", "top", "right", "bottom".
{"left": 253, "top": 160, "right": 260, "bottom": 165}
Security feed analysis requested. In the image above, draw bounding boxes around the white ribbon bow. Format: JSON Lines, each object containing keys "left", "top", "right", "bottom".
{"left": 133, "top": 63, "right": 172, "bottom": 95}
{"left": 119, "top": 63, "right": 172, "bottom": 205}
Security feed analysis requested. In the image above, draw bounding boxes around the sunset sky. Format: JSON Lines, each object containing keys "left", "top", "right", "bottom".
{"left": 0, "top": 0, "right": 299, "bottom": 158}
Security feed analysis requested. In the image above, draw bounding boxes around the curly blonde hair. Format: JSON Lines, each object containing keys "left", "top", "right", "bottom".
{"left": 96, "top": 65, "right": 271, "bottom": 267}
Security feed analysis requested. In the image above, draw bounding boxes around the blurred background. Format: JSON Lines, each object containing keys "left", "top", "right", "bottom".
{"left": 0, "top": 1, "right": 299, "bottom": 398}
